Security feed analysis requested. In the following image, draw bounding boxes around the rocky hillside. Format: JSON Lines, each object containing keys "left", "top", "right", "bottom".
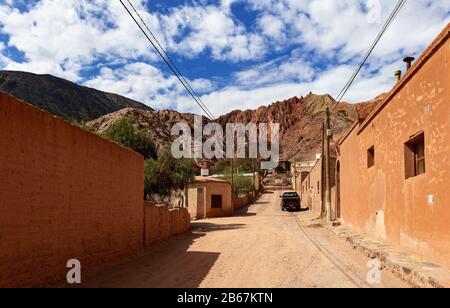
{"left": 0, "top": 70, "right": 382, "bottom": 160}
{"left": 88, "top": 93, "right": 382, "bottom": 160}
{"left": 87, "top": 107, "right": 209, "bottom": 151}
{"left": 0, "top": 70, "right": 153, "bottom": 123}
{"left": 216, "top": 93, "right": 383, "bottom": 160}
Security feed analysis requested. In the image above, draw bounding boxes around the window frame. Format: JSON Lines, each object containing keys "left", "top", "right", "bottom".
{"left": 413, "top": 139, "right": 425, "bottom": 176}
{"left": 367, "top": 146, "right": 375, "bottom": 168}
{"left": 404, "top": 132, "right": 425, "bottom": 179}
{"left": 211, "top": 194, "right": 223, "bottom": 209}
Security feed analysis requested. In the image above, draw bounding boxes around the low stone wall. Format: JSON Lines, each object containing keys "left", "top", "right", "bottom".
{"left": 144, "top": 202, "right": 190, "bottom": 247}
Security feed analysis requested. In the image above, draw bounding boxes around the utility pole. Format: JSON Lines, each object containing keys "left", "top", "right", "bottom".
{"left": 292, "top": 158, "right": 297, "bottom": 192}
{"left": 324, "top": 108, "right": 332, "bottom": 223}
{"left": 231, "top": 157, "right": 234, "bottom": 193}
{"left": 252, "top": 159, "right": 256, "bottom": 195}
{"left": 230, "top": 156, "right": 235, "bottom": 215}
{"left": 320, "top": 122, "right": 325, "bottom": 218}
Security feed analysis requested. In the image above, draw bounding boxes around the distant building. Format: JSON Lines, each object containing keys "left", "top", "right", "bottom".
{"left": 273, "top": 161, "right": 291, "bottom": 174}
{"left": 337, "top": 23, "right": 450, "bottom": 268}
{"left": 292, "top": 158, "right": 319, "bottom": 191}
{"left": 299, "top": 155, "right": 337, "bottom": 212}
{"left": 187, "top": 176, "right": 233, "bottom": 219}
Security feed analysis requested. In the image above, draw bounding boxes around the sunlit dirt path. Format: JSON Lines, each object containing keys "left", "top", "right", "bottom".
{"left": 82, "top": 186, "right": 408, "bottom": 288}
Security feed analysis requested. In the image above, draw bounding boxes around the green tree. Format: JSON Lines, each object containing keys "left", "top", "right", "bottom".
{"left": 144, "top": 145, "right": 196, "bottom": 199}
{"left": 102, "top": 117, "right": 156, "bottom": 159}
{"left": 232, "top": 176, "right": 254, "bottom": 195}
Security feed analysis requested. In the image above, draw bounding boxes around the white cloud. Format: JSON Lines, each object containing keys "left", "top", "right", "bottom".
{"left": 235, "top": 54, "right": 314, "bottom": 87}
{"left": 0, "top": 0, "right": 163, "bottom": 80}
{"left": 248, "top": 0, "right": 450, "bottom": 60}
{"left": 258, "top": 14, "right": 285, "bottom": 41}
{"left": 0, "top": 0, "right": 448, "bottom": 117}
{"left": 84, "top": 61, "right": 213, "bottom": 112}
{"left": 196, "top": 61, "right": 401, "bottom": 116}
{"left": 160, "top": 4, "right": 266, "bottom": 62}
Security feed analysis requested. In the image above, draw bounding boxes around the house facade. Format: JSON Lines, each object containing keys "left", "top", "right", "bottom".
{"left": 337, "top": 23, "right": 450, "bottom": 267}
{"left": 187, "top": 177, "right": 233, "bottom": 219}
{"left": 300, "top": 155, "right": 337, "bottom": 212}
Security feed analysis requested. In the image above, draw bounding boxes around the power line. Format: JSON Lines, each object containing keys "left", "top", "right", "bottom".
{"left": 124, "top": 0, "right": 216, "bottom": 120}
{"left": 286, "top": 1, "right": 408, "bottom": 163}
{"left": 118, "top": 0, "right": 216, "bottom": 120}
{"left": 332, "top": 0, "right": 407, "bottom": 112}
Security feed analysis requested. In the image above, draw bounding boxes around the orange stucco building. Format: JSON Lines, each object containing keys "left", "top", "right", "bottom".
{"left": 337, "top": 23, "right": 450, "bottom": 268}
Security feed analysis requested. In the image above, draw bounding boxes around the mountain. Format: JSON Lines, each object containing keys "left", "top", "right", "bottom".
{"left": 217, "top": 93, "right": 361, "bottom": 160}
{"left": 87, "top": 107, "right": 209, "bottom": 151}
{"left": 0, "top": 70, "right": 153, "bottom": 123}
{"left": 0, "top": 70, "right": 382, "bottom": 161}
{"left": 87, "top": 93, "right": 382, "bottom": 160}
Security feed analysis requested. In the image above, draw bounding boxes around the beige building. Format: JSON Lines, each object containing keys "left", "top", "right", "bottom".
{"left": 299, "top": 155, "right": 337, "bottom": 213}
{"left": 187, "top": 177, "right": 233, "bottom": 219}
{"left": 292, "top": 160, "right": 316, "bottom": 192}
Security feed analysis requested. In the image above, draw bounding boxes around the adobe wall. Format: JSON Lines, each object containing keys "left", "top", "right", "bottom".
{"left": 144, "top": 203, "right": 190, "bottom": 246}
{"left": 233, "top": 193, "right": 257, "bottom": 211}
{"left": 0, "top": 92, "right": 145, "bottom": 287}
{"left": 339, "top": 29, "right": 450, "bottom": 267}
{"left": 203, "top": 182, "right": 233, "bottom": 218}
{"left": 301, "top": 159, "right": 323, "bottom": 212}
{"left": 187, "top": 181, "right": 233, "bottom": 219}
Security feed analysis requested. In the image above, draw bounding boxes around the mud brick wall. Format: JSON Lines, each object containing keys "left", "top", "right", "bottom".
{"left": 339, "top": 25, "right": 450, "bottom": 268}
{"left": 144, "top": 203, "right": 190, "bottom": 246}
{"left": 233, "top": 193, "right": 257, "bottom": 211}
{"left": 0, "top": 92, "right": 145, "bottom": 287}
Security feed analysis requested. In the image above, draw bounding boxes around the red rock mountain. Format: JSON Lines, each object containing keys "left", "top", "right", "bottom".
{"left": 87, "top": 93, "right": 382, "bottom": 161}
{"left": 0, "top": 71, "right": 381, "bottom": 161}
{"left": 87, "top": 108, "right": 209, "bottom": 151}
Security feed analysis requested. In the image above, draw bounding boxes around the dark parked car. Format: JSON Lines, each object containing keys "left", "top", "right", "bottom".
{"left": 280, "top": 192, "right": 301, "bottom": 211}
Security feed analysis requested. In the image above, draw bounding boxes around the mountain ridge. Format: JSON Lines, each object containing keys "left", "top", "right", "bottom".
{"left": 88, "top": 94, "right": 382, "bottom": 160}
{"left": 0, "top": 70, "right": 153, "bottom": 123}
{"left": 0, "top": 70, "right": 382, "bottom": 161}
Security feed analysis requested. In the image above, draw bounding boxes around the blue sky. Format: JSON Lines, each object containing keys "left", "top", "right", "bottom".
{"left": 0, "top": 0, "right": 449, "bottom": 116}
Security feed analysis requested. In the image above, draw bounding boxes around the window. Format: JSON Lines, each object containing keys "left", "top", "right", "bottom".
{"left": 211, "top": 195, "right": 223, "bottom": 209}
{"left": 405, "top": 132, "right": 425, "bottom": 179}
{"left": 414, "top": 141, "right": 425, "bottom": 175}
{"left": 367, "top": 146, "right": 375, "bottom": 168}
{"left": 317, "top": 181, "right": 320, "bottom": 194}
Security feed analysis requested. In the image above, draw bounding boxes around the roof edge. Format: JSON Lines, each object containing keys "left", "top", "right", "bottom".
{"left": 357, "top": 23, "right": 450, "bottom": 134}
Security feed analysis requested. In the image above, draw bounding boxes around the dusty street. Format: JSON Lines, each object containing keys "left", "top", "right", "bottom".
{"left": 83, "top": 186, "right": 407, "bottom": 288}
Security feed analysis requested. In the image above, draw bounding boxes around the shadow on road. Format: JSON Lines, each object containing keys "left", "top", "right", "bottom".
{"left": 192, "top": 222, "right": 246, "bottom": 233}
{"left": 285, "top": 207, "right": 310, "bottom": 213}
{"left": 81, "top": 231, "right": 220, "bottom": 288}
{"left": 254, "top": 201, "right": 270, "bottom": 205}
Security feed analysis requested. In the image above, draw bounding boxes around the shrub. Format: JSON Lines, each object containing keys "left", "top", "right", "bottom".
{"left": 144, "top": 145, "right": 196, "bottom": 199}
{"left": 102, "top": 117, "right": 156, "bottom": 159}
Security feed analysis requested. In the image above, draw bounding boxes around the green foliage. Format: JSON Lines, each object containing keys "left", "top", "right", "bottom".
{"left": 232, "top": 176, "right": 255, "bottom": 195}
{"left": 74, "top": 121, "right": 95, "bottom": 133}
{"left": 211, "top": 159, "right": 230, "bottom": 174}
{"left": 144, "top": 145, "right": 196, "bottom": 198}
{"left": 211, "top": 158, "right": 258, "bottom": 175}
{"left": 102, "top": 117, "right": 156, "bottom": 159}
{"left": 221, "top": 174, "right": 255, "bottom": 195}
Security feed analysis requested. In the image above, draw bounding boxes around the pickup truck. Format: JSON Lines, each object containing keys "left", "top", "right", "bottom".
{"left": 280, "top": 192, "right": 301, "bottom": 211}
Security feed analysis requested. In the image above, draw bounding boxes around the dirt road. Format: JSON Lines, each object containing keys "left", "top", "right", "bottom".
{"left": 83, "top": 186, "right": 407, "bottom": 288}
